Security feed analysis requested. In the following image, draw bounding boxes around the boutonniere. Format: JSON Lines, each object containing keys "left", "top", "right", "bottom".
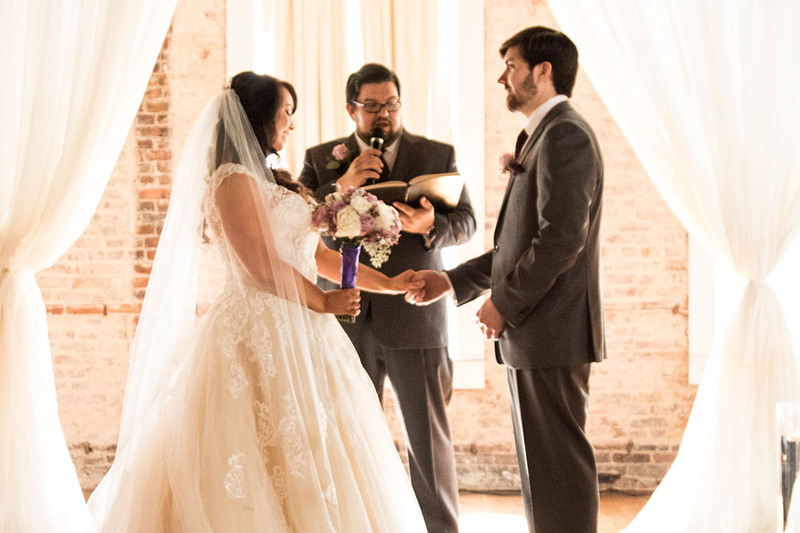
{"left": 326, "top": 143, "right": 354, "bottom": 170}
{"left": 499, "top": 153, "right": 525, "bottom": 176}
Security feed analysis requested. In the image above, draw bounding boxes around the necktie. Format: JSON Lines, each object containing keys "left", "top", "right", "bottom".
{"left": 377, "top": 153, "right": 390, "bottom": 182}
{"left": 515, "top": 129, "right": 529, "bottom": 159}
{"left": 364, "top": 153, "right": 390, "bottom": 186}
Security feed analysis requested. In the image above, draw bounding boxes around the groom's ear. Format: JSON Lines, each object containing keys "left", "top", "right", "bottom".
{"left": 536, "top": 61, "right": 553, "bottom": 80}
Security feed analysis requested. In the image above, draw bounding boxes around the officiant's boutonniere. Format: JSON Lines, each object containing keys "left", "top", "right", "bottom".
{"left": 326, "top": 143, "right": 354, "bottom": 170}
{"left": 500, "top": 153, "right": 525, "bottom": 176}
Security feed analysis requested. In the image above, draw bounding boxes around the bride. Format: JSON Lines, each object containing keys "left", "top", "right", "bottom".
{"left": 87, "top": 71, "right": 428, "bottom": 532}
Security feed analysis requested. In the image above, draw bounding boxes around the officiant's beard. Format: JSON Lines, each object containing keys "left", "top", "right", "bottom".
{"left": 357, "top": 120, "right": 398, "bottom": 146}
{"left": 506, "top": 73, "right": 537, "bottom": 112}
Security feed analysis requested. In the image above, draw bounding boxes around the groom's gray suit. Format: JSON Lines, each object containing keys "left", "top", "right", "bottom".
{"left": 447, "top": 101, "right": 605, "bottom": 533}
{"left": 300, "top": 129, "right": 476, "bottom": 533}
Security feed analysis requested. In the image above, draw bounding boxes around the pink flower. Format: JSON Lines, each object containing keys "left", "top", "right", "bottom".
{"left": 332, "top": 143, "right": 350, "bottom": 161}
{"left": 326, "top": 144, "right": 355, "bottom": 170}
{"left": 499, "top": 153, "right": 514, "bottom": 169}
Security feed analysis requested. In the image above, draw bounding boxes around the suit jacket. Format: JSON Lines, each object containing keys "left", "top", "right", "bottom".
{"left": 447, "top": 101, "right": 605, "bottom": 369}
{"left": 299, "top": 130, "right": 476, "bottom": 349}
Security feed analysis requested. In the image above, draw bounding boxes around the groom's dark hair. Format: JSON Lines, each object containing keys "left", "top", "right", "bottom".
{"left": 345, "top": 63, "right": 401, "bottom": 103}
{"left": 500, "top": 26, "right": 579, "bottom": 97}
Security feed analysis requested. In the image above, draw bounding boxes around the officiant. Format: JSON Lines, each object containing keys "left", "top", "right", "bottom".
{"left": 299, "top": 62, "right": 476, "bottom": 533}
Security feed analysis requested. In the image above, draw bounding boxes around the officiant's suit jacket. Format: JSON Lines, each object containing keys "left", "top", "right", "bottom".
{"left": 299, "top": 130, "right": 476, "bottom": 349}
{"left": 447, "top": 101, "right": 605, "bottom": 369}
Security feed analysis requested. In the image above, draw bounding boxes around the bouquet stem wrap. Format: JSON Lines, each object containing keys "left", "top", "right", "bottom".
{"left": 336, "top": 244, "right": 361, "bottom": 323}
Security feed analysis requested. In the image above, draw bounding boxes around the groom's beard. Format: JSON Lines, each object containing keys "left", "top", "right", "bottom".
{"left": 506, "top": 73, "right": 537, "bottom": 112}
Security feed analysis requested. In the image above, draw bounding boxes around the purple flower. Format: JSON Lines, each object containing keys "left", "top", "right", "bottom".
{"left": 360, "top": 214, "right": 377, "bottom": 233}
{"left": 311, "top": 205, "right": 327, "bottom": 227}
{"left": 500, "top": 152, "right": 525, "bottom": 176}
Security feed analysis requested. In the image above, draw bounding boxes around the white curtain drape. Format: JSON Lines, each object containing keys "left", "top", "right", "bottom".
{"left": 0, "top": 1, "right": 176, "bottom": 531}
{"left": 256, "top": 0, "right": 456, "bottom": 174}
{"left": 548, "top": 1, "right": 800, "bottom": 531}
{"left": 268, "top": 0, "right": 354, "bottom": 172}
{"left": 359, "top": 0, "right": 455, "bottom": 144}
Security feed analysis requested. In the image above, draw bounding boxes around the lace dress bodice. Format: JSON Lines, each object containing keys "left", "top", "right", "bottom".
{"left": 203, "top": 163, "right": 319, "bottom": 282}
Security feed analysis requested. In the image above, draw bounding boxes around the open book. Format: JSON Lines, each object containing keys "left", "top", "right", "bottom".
{"left": 363, "top": 172, "right": 464, "bottom": 209}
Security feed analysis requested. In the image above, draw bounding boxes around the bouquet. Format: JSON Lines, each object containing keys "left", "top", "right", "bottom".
{"left": 312, "top": 187, "right": 401, "bottom": 322}
{"left": 312, "top": 186, "right": 401, "bottom": 267}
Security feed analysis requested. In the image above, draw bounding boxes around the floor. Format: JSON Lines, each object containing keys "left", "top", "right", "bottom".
{"left": 83, "top": 488, "right": 650, "bottom": 531}
{"left": 458, "top": 490, "right": 649, "bottom": 533}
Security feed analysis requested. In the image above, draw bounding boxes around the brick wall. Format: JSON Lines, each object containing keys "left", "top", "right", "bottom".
{"left": 40, "top": 0, "right": 696, "bottom": 494}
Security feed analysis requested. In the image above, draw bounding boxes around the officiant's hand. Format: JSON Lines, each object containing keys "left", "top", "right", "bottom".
{"left": 393, "top": 197, "right": 435, "bottom": 234}
{"left": 385, "top": 269, "right": 425, "bottom": 295}
{"left": 336, "top": 149, "right": 384, "bottom": 190}
{"left": 323, "top": 288, "right": 361, "bottom": 316}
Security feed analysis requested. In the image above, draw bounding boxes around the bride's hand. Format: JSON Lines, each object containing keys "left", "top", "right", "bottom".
{"left": 385, "top": 269, "right": 425, "bottom": 294}
{"left": 323, "top": 288, "right": 361, "bottom": 316}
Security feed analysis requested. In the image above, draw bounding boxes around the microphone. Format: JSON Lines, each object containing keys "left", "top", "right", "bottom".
{"left": 369, "top": 128, "right": 386, "bottom": 151}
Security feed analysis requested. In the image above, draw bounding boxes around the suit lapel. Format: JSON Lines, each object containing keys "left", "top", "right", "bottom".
{"left": 494, "top": 173, "right": 518, "bottom": 239}
{"left": 494, "top": 102, "right": 572, "bottom": 239}
{"left": 345, "top": 133, "right": 359, "bottom": 156}
{"left": 518, "top": 101, "right": 571, "bottom": 162}
{"left": 388, "top": 132, "right": 419, "bottom": 183}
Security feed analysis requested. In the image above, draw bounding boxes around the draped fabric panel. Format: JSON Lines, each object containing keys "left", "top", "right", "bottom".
{"left": 548, "top": 1, "right": 800, "bottom": 531}
{"left": 257, "top": 0, "right": 455, "bottom": 173}
{"left": 265, "top": 0, "right": 355, "bottom": 172}
{"left": 0, "top": 1, "right": 176, "bottom": 530}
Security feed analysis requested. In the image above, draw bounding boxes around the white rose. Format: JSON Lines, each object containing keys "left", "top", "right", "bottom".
{"left": 336, "top": 206, "right": 362, "bottom": 238}
{"left": 349, "top": 194, "right": 372, "bottom": 215}
{"left": 376, "top": 203, "right": 397, "bottom": 230}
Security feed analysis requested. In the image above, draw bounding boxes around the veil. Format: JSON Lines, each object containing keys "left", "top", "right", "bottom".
{"left": 115, "top": 88, "right": 301, "bottom": 447}
{"left": 89, "top": 89, "right": 311, "bottom": 518}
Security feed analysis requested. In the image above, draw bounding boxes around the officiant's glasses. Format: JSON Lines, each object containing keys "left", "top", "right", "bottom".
{"left": 350, "top": 99, "right": 401, "bottom": 114}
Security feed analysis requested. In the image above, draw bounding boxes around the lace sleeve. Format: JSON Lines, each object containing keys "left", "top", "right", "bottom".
{"left": 205, "top": 163, "right": 254, "bottom": 218}
{"left": 205, "top": 163, "right": 284, "bottom": 222}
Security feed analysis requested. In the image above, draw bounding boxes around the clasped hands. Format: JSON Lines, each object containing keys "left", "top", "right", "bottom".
{"left": 401, "top": 270, "right": 506, "bottom": 341}
{"left": 329, "top": 269, "right": 505, "bottom": 340}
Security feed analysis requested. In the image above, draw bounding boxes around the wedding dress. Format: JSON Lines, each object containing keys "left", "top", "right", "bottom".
{"left": 88, "top": 90, "right": 426, "bottom": 532}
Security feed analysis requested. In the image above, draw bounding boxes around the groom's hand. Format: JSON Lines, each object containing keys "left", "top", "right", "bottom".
{"left": 405, "top": 270, "right": 450, "bottom": 306}
{"left": 336, "top": 148, "right": 383, "bottom": 190}
{"left": 476, "top": 298, "right": 505, "bottom": 340}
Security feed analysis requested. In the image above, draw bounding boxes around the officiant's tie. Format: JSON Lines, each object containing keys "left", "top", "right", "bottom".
{"left": 367, "top": 154, "right": 390, "bottom": 185}
{"left": 377, "top": 153, "right": 390, "bottom": 182}
{"left": 515, "top": 129, "right": 529, "bottom": 159}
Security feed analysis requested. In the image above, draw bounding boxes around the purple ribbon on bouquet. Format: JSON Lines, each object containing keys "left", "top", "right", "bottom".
{"left": 336, "top": 244, "right": 361, "bottom": 323}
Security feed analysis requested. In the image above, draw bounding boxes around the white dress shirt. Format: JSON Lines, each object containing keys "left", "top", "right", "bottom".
{"left": 355, "top": 129, "right": 401, "bottom": 171}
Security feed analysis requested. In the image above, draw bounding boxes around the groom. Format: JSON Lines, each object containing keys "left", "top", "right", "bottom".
{"left": 408, "top": 27, "right": 605, "bottom": 533}
{"left": 299, "top": 63, "right": 476, "bottom": 533}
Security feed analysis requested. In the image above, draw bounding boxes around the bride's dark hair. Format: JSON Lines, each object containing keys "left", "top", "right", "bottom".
{"left": 228, "top": 71, "right": 312, "bottom": 201}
